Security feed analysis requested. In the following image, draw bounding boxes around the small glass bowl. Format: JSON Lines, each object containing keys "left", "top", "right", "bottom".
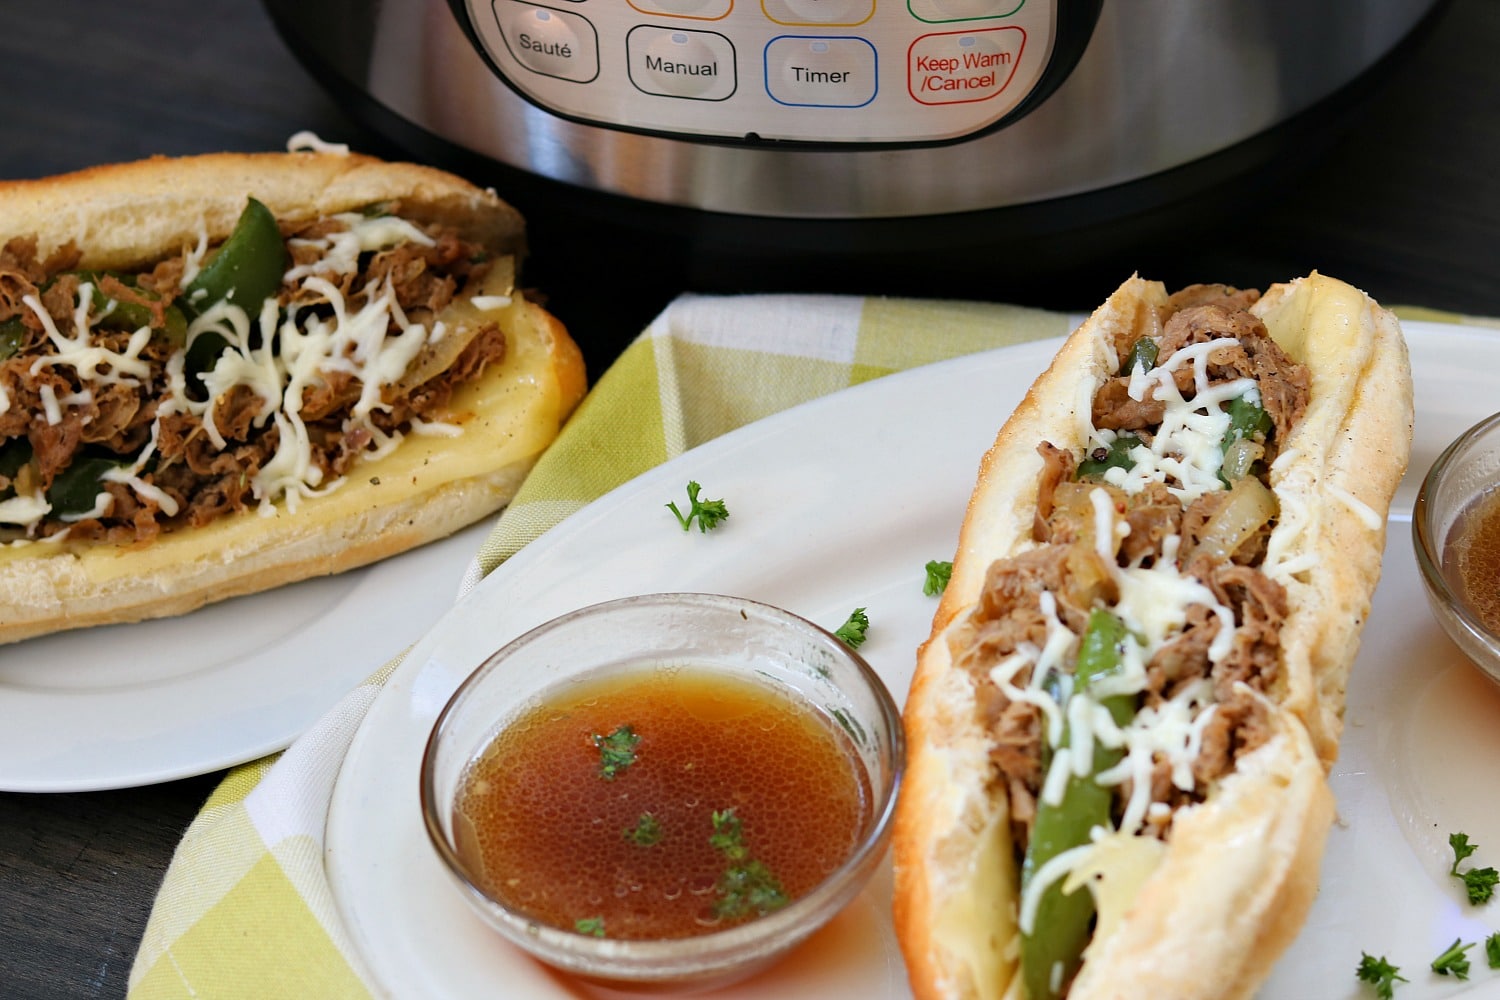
{"left": 1413, "top": 411, "right": 1500, "bottom": 683}
{"left": 419, "top": 592, "right": 904, "bottom": 991}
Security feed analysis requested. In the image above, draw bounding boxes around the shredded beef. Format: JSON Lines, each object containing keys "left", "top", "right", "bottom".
{"left": 1206, "top": 563, "right": 1287, "bottom": 700}
{"left": 955, "top": 283, "right": 1307, "bottom": 851}
{"left": 1032, "top": 441, "right": 1075, "bottom": 540}
{"left": 1191, "top": 687, "right": 1273, "bottom": 789}
{"left": 1091, "top": 376, "right": 1165, "bottom": 432}
{"left": 1161, "top": 283, "right": 1261, "bottom": 317}
{"left": 0, "top": 215, "right": 501, "bottom": 545}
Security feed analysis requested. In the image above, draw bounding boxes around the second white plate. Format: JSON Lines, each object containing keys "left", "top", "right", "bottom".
{"left": 327, "top": 322, "right": 1500, "bottom": 999}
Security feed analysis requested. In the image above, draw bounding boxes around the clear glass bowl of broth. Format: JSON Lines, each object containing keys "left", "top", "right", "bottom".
{"left": 419, "top": 592, "right": 905, "bottom": 990}
{"left": 1414, "top": 411, "right": 1500, "bottom": 683}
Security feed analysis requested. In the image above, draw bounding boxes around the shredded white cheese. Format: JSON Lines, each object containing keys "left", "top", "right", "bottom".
{"left": 101, "top": 420, "right": 180, "bottom": 518}
{"left": 2, "top": 210, "right": 489, "bottom": 536}
{"left": 1008, "top": 328, "right": 1276, "bottom": 915}
{"left": 1019, "top": 844, "right": 1096, "bottom": 935}
{"left": 286, "top": 130, "right": 351, "bottom": 155}
{"left": 0, "top": 492, "right": 50, "bottom": 526}
{"left": 23, "top": 287, "right": 153, "bottom": 386}
{"left": 38, "top": 384, "right": 61, "bottom": 426}
{"left": 283, "top": 213, "right": 435, "bottom": 284}
{"left": 1330, "top": 484, "right": 1382, "bottom": 532}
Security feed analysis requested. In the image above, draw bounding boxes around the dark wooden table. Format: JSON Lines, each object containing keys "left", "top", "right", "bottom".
{"left": 3, "top": 1, "right": 1499, "bottom": 997}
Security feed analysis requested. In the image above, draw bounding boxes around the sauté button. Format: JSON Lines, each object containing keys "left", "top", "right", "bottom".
{"left": 493, "top": 2, "right": 599, "bottom": 83}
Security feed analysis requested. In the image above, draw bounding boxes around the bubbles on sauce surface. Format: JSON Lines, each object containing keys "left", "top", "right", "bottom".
{"left": 452, "top": 667, "right": 871, "bottom": 940}
{"left": 1444, "top": 486, "right": 1500, "bottom": 634}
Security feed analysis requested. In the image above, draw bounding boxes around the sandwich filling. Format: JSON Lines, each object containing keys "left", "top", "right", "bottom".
{"left": 0, "top": 198, "right": 512, "bottom": 547}
{"left": 945, "top": 285, "right": 1312, "bottom": 999}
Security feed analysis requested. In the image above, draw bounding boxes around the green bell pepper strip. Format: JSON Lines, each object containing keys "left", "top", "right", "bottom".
{"left": 182, "top": 331, "right": 231, "bottom": 400}
{"left": 181, "top": 197, "right": 287, "bottom": 318}
{"left": 1220, "top": 392, "right": 1272, "bottom": 449}
{"left": 1120, "top": 337, "right": 1159, "bottom": 376}
{"left": 45, "top": 454, "right": 126, "bottom": 517}
{"left": 1217, "top": 393, "right": 1273, "bottom": 484}
{"left": 1076, "top": 433, "right": 1140, "bottom": 482}
{"left": 1019, "top": 608, "right": 1137, "bottom": 1000}
{"left": 0, "top": 317, "right": 23, "bottom": 360}
{"left": 70, "top": 271, "right": 188, "bottom": 346}
{"left": 0, "top": 437, "right": 33, "bottom": 501}
{"left": 178, "top": 197, "right": 287, "bottom": 397}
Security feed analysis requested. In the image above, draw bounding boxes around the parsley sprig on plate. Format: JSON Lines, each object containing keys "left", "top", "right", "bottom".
{"left": 667, "top": 481, "right": 729, "bottom": 533}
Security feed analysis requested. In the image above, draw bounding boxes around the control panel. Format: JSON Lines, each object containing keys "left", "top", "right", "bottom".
{"left": 461, "top": 1, "right": 1057, "bottom": 143}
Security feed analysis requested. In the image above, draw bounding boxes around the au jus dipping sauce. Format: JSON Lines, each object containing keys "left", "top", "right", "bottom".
{"left": 1444, "top": 485, "right": 1500, "bottom": 636}
{"left": 450, "top": 666, "right": 872, "bottom": 940}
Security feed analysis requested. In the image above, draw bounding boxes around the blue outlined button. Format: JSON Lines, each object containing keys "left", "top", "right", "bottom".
{"left": 764, "top": 35, "right": 876, "bottom": 108}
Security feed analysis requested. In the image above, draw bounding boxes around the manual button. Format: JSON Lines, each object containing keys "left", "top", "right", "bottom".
{"left": 627, "top": 26, "right": 737, "bottom": 101}
{"left": 493, "top": 2, "right": 599, "bottom": 83}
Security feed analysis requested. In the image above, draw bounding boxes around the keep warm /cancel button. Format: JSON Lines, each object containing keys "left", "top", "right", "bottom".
{"left": 908, "top": 27, "right": 1024, "bottom": 105}
{"left": 627, "top": 26, "right": 737, "bottom": 101}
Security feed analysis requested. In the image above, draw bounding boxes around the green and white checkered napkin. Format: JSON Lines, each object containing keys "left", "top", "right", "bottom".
{"left": 125, "top": 292, "right": 1463, "bottom": 998}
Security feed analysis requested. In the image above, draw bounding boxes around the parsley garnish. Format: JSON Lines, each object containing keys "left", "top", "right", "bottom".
{"left": 1355, "top": 952, "right": 1407, "bottom": 998}
{"left": 575, "top": 916, "right": 605, "bottom": 937}
{"left": 923, "top": 560, "right": 953, "bottom": 596}
{"left": 1488, "top": 932, "right": 1500, "bottom": 969}
{"left": 667, "top": 481, "right": 729, "bottom": 533}
{"left": 709, "top": 808, "right": 788, "bottom": 920}
{"left": 1448, "top": 831, "right": 1499, "bottom": 904}
{"left": 592, "top": 725, "right": 640, "bottom": 780}
{"left": 624, "top": 812, "right": 662, "bottom": 847}
{"left": 834, "top": 607, "right": 869, "bottom": 648}
{"left": 1432, "top": 938, "right": 1474, "bottom": 980}
{"left": 709, "top": 808, "right": 746, "bottom": 858}
{"left": 1450, "top": 832, "right": 1479, "bottom": 873}
{"left": 1464, "top": 867, "right": 1500, "bottom": 904}
{"left": 715, "top": 859, "right": 788, "bottom": 921}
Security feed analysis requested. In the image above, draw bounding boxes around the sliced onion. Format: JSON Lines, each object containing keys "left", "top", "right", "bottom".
{"left": 394, "top": 255, "right": 516, "bottom": 392}
{"left": 1221, "top": 437, "right": 1265, "bottom": 482}
{"left": 1196, "top": 476, "right": 1278, "bottom": 563}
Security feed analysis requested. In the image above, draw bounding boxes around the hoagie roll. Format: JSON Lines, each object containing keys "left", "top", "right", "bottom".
{"left": 0, "top": 151, "right": 585, "bottom": 643}
{"left": 893, "top": 274, "right": 1413, "bottom": 1000}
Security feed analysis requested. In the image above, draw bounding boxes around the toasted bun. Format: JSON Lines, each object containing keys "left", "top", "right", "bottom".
{"left": 892, "top": 274, "right": 1412, "bottom": 1000}
{"left": 0, "top": 151, "right": 526, "bottom": 268}
{"left": 0, "top": 152, "right": 585, "bottom": 644}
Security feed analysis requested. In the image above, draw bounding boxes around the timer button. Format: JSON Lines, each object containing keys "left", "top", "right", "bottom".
{"left": 763, "top": 0, "right": 873, "bottom": 25}
{"left": 765, "top": 36, "right": 876, "bottom": 108}
{"left": 627, "top": 26, "right": 737, "bottom": 101}
{"left": 493, "top": 2, "right": 599, "bottom": 83}
{"left": 627, "top": 0, "right": 733, "bottom": 17}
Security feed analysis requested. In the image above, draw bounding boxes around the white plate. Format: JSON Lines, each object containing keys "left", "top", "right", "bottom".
{"left": 0, "top": 520, "right": 488, "bottom": 792}
{"left": 327, "top": 322, "right": 1500, "bottom": 999}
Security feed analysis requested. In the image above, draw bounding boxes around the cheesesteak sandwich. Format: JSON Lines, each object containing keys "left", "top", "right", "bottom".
{"left": 0, "top": 151, "right": 585, "bottom": 644}
{"left": 892, "top": 274, "right": 1412, "bottom": 1000}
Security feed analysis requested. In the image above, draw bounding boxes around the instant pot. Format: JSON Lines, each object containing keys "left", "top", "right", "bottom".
{"left": 266, "top": 1, "right": 1446, "bottom": 303}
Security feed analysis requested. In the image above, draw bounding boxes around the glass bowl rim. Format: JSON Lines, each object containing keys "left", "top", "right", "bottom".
{"left": 416, "top": 590, "right": 906, "bottom": 973}
{"left": 1412, "top": 410, "right": 1500, "bottom": 661}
